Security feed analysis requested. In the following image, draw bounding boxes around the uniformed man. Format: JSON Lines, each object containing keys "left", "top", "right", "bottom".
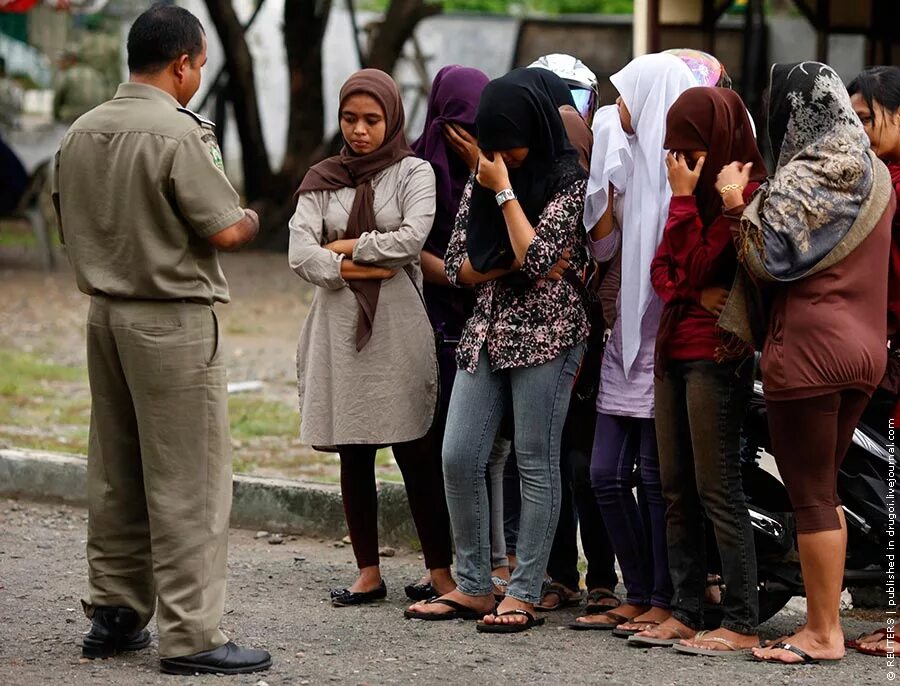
{"left": 53, "top": 47, "right": 110, "bottom": 124}
{"left": 52, "top": 5, "right": 271, "bottom": 676}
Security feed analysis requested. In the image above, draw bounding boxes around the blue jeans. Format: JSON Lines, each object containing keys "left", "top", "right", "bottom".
{"left": 443, "top": 344, "right": 584, "bottom": 604}
{"left": 591, "top": 413, "right": 673, "bottom": 608}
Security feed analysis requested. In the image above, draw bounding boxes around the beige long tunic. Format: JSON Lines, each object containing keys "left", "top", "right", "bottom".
{"left": 289, "top": 156, "right": 438, "bottom": 446}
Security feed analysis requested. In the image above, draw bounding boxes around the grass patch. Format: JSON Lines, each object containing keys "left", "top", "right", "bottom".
{"left": 0, "top": 349, "right": 91, "bottom": 454}
{"left": 0, "top": 347, "right": 402, "bottom": 483}
{"left": 229, "top": 394, "right": 299, "bottom": 440}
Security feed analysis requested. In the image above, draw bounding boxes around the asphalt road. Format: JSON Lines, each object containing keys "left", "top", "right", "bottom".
{"left": 0, "top": 499, "right": 888, "bottom": 685}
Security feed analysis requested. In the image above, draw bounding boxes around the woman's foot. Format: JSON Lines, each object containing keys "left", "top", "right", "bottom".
{"left": 571, "top": 603, "right": 649, "bottom": 628}
{"left": 584, "top": 587, "right": 621, "bottom": 614}
{"left": 429, "top": 567, "right": 457, "bottom": 596}
{"left": 480, "top": 596, "right": 536, "bottom": 629}
{"left": 628, "top": 616, "right": 695, "bottom": 646}
{"left": 705, "top": 575, "right": 723, "bottom": 605}
{"left": 617, "top": 606, "right": 672, "bottom": 633}
{"left": 857, "top": 637, "right": 890, "bottom": 657}
{"left": 346, "top": 566, "right": 382, "bottom": 593}
{"left": 536, "top": 582, "right": 584, "bottom": 611}
{"left": 406, "top": 588, "right": 494, "bottom": 618}
{"left": 677, "top": 627, "right": 759, "bottom": 652}
{"left": 848, "top": 627, "right": 887, "bottom": 649}
{"left": 751, "top": 626, "right": 845, "bottom": 664}
{"left": 491, "top": 566, "right": 510, "bottom": 599}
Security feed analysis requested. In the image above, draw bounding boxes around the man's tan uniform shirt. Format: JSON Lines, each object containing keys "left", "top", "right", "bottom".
{"left": 53, "top": 82, "right": 242, "bottom": 304}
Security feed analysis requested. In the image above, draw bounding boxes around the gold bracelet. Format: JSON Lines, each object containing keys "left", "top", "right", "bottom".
{"left": 719, "top": 183, "right": 743, "bottom": 196}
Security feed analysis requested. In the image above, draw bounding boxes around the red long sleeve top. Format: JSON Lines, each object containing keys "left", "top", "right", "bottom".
{"left": 650, "top": 184, "right": 758, "bottom": 362}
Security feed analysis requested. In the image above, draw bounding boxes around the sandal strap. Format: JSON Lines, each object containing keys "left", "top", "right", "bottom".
{"left": 587, "top": 588, "right": 619, "bottom": 602}
{"left": 491, "top": 576, "right": 509, "bottom": 588}
{"left": 425, "top": 597, "right": 479, "bottom": 613}
{"left": 692, "top": 633, "right": 742, "bottom": 652}
{"left": 772, "top": 641, "right": 816, "bottom": 663}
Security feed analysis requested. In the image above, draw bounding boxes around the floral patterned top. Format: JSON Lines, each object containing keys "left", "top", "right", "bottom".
{"left": 444, "top": 177, "right": 590, "bottom": 372}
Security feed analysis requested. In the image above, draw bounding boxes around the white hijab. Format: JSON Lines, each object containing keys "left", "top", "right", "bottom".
{"left": 583, "top": 53, "right": 695, "bottom": 377}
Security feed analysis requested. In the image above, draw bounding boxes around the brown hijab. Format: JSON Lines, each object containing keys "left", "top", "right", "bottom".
{"left": 297, "top": 69, "right": 414, "bottom": 351}
{"left": 559, "top": 105, "right": 592, "bottom": 172}
{"left": 664, "top": 87, "right": 766, "bottom": 226}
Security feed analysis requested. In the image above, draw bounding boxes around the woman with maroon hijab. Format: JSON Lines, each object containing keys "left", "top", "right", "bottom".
{"left": 635, "top": 87, "right": 766, "bottom": 654}
{"left": 290, "top": 69, "right": 454, "bottom": 607}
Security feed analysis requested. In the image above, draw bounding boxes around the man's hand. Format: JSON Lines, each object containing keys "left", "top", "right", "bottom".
{"left": 444, "top": 124, "right": 479, "bottom": 172}
{"left": 475, "top": 150, "right": 511, "bottom": 194}
{"left": 666, "top": 152, "right": 705, "bottom": 197}
{"left": 700, "top": 286, "right": 729, "bottom": 316}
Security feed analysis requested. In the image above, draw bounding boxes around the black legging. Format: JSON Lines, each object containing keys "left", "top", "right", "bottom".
{"left": 338, "top": 433, "right": 453, "bottom": 569}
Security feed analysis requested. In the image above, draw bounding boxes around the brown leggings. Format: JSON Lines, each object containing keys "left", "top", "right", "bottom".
{"left": 766, "top": 389, "right": 869, "bottom": 534}
{"left": 338, "top": 433, "right": 453, "bottom": 570}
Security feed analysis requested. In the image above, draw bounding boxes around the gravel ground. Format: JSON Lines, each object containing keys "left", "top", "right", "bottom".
{"left": 0, "top": 499, "right": 889, "bottom": 686}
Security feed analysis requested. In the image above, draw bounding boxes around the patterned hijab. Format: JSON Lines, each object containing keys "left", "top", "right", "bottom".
{"left": 297, "top": 69, "right": 413, "bottom": 351}
{"left": 720, "top": 62, "right": 893, "bottom": 349}
{"left": 742, "top": 62, "right": 887, "bottom": 282}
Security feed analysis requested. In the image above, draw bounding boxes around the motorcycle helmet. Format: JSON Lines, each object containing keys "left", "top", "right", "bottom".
{"left": 663, "top": 48, "right": 733, "bottom": 89}
{"left": 527, "top": 53, "right": 600, "bottom": 123}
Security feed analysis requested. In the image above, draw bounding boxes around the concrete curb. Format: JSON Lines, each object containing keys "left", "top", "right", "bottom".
{"left": 0, "top": 448, "right": 421, "bottom": 549}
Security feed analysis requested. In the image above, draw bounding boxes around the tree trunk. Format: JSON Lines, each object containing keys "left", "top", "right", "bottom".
{"left": 367, "top": 0, "right": 442, "bottom": 74}
{"left": 281, "top": 0, "right": 331, "bottom": 189}
{"left": 203, "top": 0, "right": 274, "bottom": 202}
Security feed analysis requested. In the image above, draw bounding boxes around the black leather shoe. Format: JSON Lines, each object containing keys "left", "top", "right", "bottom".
{"left": 330, "top": 580, "right": 387, "bottom": 607}
{"left": 404, "top": 582, "right": 437, "bottom": 601}
{"left": 159, "top": 641, "right": 272, "bottom": 675}
{"left": 82, "top": 606, "right": 152, "bottom": 659}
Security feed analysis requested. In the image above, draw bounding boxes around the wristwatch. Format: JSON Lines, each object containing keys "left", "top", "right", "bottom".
{"left": 495, "top": 188, "right": 516, "bottom": 206}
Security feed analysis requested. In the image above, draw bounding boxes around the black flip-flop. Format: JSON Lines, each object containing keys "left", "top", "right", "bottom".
{"left": 404, "top": 597, "right": 486, "bottom": 621}
{"left": 536, "top": 582, "right": 584, "bottom": 612}
{"left": 752, "top": 641, "right": 840, "bottom": 665}
{"left": 584, "top": 587, "right": 622, "bottom": 615}
{"left": 476, "top": 609, "right": 545, "bottom": 634}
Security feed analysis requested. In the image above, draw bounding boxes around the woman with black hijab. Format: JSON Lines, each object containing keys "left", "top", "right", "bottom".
{"left": 405, "top": 68, "right": 589, "bottom": 633}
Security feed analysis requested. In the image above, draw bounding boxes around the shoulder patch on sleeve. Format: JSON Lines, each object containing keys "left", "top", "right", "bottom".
{"left": 177, "top": 107, "right": 216, "bottom": 129}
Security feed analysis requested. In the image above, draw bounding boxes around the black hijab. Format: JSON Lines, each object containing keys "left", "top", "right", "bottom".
{"left": 467, "top": 67, "right": 584, "bottom": 273}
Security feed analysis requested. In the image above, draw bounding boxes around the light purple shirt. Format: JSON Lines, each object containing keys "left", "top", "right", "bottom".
{"left": 589, "top": 228, "right": 660, "bottom": 419}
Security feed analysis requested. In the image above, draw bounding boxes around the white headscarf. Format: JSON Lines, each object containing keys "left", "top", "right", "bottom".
{"left": 583, "top": 53, "right": 695, "bottom": 377}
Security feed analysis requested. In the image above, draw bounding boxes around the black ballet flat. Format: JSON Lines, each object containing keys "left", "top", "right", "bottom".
{"left": 330, "top": 581, "right": 387, "bottom": 607}
{"left": 404, "top": 582, "right": 438, "bottom": 601}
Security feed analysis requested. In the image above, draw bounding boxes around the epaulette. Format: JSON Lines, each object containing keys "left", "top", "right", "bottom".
{"left": 177, "top": 107, "right": 216, "bottom": 128}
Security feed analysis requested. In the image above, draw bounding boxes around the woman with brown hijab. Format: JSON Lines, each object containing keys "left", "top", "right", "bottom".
{"left": 717, "top": 62, "right": 895, "bottom": 665}
{"left": 633, "top": 87, "right": 766, "bottom": 654}
{"left": 290, "top": 69, "right": 454, "bottom": 606}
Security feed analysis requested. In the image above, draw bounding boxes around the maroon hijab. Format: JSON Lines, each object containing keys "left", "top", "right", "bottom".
{"left": 297, "top": 69, "right": 413, "bottom": 351}
{"left": 664, "top": 87, "right": 767, "bottom": 225}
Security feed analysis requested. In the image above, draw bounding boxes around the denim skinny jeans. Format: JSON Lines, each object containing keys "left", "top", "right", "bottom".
{"left": 655, "top": 358, "right": 758, "bottom": 633}
{"left": 591, "top": 413, "right": 673, "bottom": 608}
{"left": 443, "top": 343, "right": 584, "bottom": 604}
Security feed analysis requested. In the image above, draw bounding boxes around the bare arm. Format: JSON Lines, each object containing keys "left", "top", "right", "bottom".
{"left": 457, "top": 258, "right": 518, "bottom": 285}
{"left": 207, "top": 209, "right": 260, "bottom": 252}
{"left": 421, "top": 249, "right": 452, "bottom": 286}
{"left": 341, "top": 261, "right": 397, "bottom": 280}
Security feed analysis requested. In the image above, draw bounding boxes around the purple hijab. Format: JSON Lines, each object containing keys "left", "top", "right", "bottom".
{"left": 412, "top": 65, "right": 490, "bottom": 257}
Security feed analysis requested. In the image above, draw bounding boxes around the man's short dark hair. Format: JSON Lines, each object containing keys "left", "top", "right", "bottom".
{"left": 127, "top": 4, "right": 205, "bottom": 75}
